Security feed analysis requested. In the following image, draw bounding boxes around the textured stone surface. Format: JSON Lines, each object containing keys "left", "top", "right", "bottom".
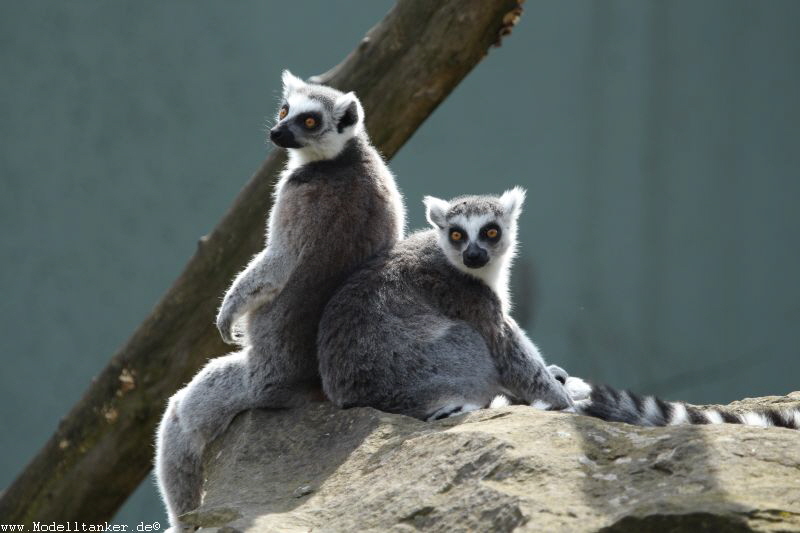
{"left": 185, "top": 392, "right": 800, "bottom": 532}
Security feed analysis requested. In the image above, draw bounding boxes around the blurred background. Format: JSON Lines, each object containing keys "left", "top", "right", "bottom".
{"left": 1, "top": 0, "right": 798, "bottom": 524}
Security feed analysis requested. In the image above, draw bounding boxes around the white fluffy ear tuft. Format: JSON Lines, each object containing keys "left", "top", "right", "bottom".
{"left": 500, "top": 186, "right": 526, "bottom": 220}
{"left": 281, "top": 70, "right": 305, "bottom": 96}
{"left": 423, "top": 196, "right": 451, "bottom": 229}
{"left": 333, "top": 91, "right": 364, "bottom": 133}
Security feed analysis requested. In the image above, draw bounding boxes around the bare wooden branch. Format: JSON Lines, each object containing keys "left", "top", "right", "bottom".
{"left": 0, "top": 0, "right": 523, "bottom": 522}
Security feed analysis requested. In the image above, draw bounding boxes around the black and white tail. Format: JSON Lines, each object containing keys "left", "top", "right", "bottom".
{"left": 565, "top": 377, "right": 800, "bottom": 430}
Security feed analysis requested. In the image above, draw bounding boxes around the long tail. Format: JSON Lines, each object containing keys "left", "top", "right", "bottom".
{"left": 565, "top": 377, "right": 800, "bottom": 430}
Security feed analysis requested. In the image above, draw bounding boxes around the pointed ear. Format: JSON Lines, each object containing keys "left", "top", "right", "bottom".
{"left": 499, "top": 186, "right": 526, "bottom": 221}
{"left": 281, "top": 69, "right": 304, "bottom": 96}
{"left": 423, "top": 196, "right": 450, "bottom": 229}
{"left": 333, "top": 91, "right": 364, "bottom": 133}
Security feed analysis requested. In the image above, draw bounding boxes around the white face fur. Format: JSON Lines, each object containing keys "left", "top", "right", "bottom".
{"left": 423, "top": 187, "right": 526, "bottom": 312}
{"left": 270, "top": 70, "right": 365, "bottom": 167}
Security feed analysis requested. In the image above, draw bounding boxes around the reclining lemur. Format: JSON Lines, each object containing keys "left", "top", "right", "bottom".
{"left": 155, "top": 71, "right": 405, "bottom": 529}
{"left": 318, "top": 190, "right": 799, "bottom": 429}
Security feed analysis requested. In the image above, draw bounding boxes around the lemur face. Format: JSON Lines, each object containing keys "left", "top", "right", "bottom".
{"left": 424, "top": 187, "right": 526, "bottom": 278}
{"left": 444, "top": 215, "right": 502, "bottom": 269}
{"left": 269, "top": 70, "right": 364, "bottom": 162}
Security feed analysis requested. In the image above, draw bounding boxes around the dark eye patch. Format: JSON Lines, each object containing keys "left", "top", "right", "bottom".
{"left": 296, "top": 111, "right": 323, "bottom": 130}
{"left": 448, "top": 226, "right": 466, "bottom": 245}
{"left": 480, "top": 223, "right": 502, "bottom": 242}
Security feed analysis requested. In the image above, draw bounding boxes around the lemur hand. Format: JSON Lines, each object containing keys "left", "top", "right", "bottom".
{"left": 530, "top": 371, "right": 575, "bottom": 412}
{"left": 215, "top": 297, "right": 239, "bottom": 345}
{"left": 547, "top": 364, "right": 569, "bottom": 385}
{"left": 216, "top": 283, "right": 280, "bottom": 345}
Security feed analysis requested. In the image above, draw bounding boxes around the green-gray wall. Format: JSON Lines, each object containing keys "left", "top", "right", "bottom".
{"left": 2, "top": 1, "right": 798, "bottom": 524}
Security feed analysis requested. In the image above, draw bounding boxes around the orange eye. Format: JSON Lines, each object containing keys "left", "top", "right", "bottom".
{"left": 278, "top": 107, "right": 288, "bottom": 120}
{"left": 450, "top": 230, "right": 462, "bottom": 241}
{"left": 486, "top": 228, "right": 498, "bottom": 238}
{"left": 304, "top": 116, "right": 317, "bottom": 128}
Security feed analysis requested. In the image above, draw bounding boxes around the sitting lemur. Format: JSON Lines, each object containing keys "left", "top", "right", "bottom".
{"left": 318, "top": 189, "right": 574, "bottom": 420}
{"left": 155, "top": 71, "right": 405, "bottom": 528}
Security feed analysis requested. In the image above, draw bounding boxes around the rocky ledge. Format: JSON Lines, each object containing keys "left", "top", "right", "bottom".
{"left": 183, "top": 392, "right": 800, "bottom": 532}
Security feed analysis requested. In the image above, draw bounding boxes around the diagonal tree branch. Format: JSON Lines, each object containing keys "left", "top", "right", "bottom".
{"left": 0, "top": 0, "right": 524, "bottom": 522}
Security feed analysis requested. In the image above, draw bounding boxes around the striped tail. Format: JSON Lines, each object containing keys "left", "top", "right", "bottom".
{"left": 565, "top": 377, "right": 800, "bottom": 430}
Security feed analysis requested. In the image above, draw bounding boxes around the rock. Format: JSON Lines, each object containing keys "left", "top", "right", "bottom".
{"left": 183, "top": 393, "right": 800, "bottom": 532}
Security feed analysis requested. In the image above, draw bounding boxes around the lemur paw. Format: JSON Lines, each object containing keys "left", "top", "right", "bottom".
{"left": 540, "top": 376, "right": 576, "bottom": 411}
{"left": 215, "top": 309, "right": 237, "bottom": 345}
{"left": 547, "top": 364, "right": 569, "bottom": 385}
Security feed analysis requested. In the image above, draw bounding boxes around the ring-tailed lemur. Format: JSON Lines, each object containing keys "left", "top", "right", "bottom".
{"left": 317, "top": 188, "right": 573, "bottom": 421}
{"left": 155, "top": 71, "right": 405, "bottom": 529}
{"left": 561, "top": 376, "right": 800, "bottom": 429}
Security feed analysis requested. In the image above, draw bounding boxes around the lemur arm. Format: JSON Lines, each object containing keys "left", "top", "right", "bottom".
{"left": 495, "top": 318, "right": 574, "bottom": 410}
{"left": 215, "top": 246, "right": 296, "bottom": 344}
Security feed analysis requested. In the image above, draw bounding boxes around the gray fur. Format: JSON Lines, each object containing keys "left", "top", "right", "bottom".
{"left": 317, "top": 192, "right": 572, "bottom": 421}
{"left": 155, "top": 71, "right": 404, "bottom": 529}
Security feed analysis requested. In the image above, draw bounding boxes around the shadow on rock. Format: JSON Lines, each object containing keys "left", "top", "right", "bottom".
{"left": 568, "top": 391, "right": 800, "bottom": 532}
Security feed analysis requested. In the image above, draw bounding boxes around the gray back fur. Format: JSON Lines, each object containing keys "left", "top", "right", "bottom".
{"left": 246, "top": 135, "right": 404, "bottom": 397}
